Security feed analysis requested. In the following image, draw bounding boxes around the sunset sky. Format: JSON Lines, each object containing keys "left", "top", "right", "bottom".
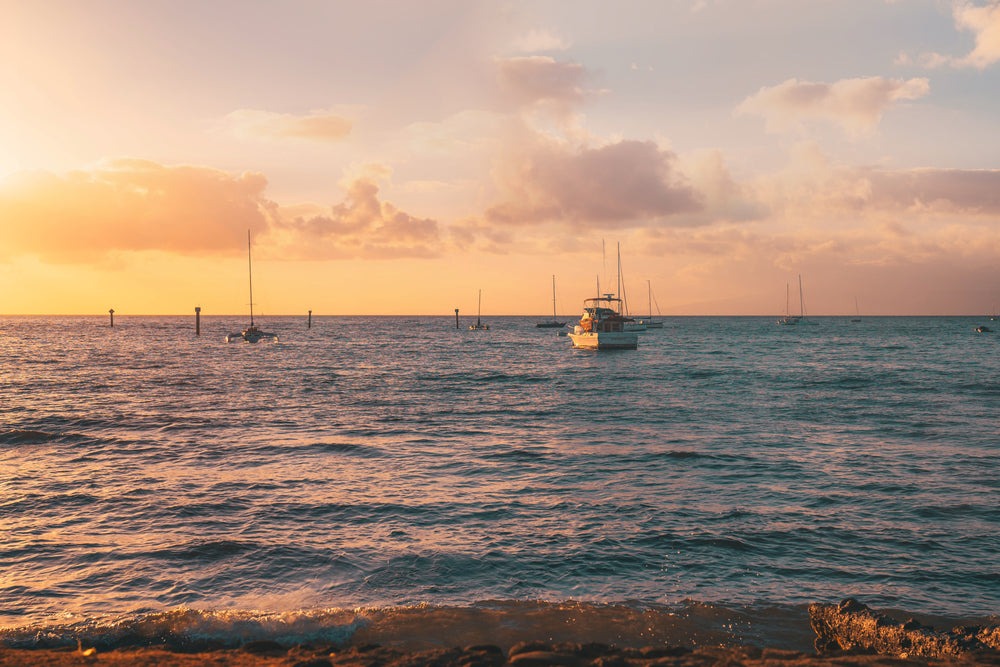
{"left": 2, "top": 0, "right": 1000, "bottom": 316}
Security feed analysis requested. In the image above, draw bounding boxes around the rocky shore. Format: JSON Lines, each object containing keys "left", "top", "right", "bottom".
{"left": 3, "top": 600, "right": 998, "bottom": 666}
{"left": 1, "top": 639, "right": 999, "bottom": 667}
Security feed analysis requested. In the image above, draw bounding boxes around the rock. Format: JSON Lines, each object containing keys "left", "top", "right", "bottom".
{"left": 508, "top": 650, "right": 583, "bottom": 666}
{"left": 240, "top": 639, "right": 287, "bottom": 656}
{"left": 809, "top": 598, "right": 1000, "bottom": 660}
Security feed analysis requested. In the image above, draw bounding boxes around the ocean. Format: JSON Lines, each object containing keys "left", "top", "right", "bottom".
{"left": 1, "top": 314, "right": 998, "bottom": 652}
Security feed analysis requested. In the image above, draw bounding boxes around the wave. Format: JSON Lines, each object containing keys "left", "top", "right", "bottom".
{"left": 0, "top": 600, "right": 817, "bottom": 653}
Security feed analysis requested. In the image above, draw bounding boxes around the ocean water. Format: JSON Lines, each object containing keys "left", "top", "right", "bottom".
{"left": 1, "top": 314, "right": 998, "bottom": 652}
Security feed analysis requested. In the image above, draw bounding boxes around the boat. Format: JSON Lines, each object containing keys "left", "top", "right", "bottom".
{"left": 568, "top": 245, "right": 638, "bottom": 350}
{"left": 777, "top": 276, "right": 804, "bottom": 325}
{"left": 568, "top": 294, "right": 639, "bottom": 350}
{"left": 535, "top": 275, "right": 567, "bottom": 328}
{"left": 638, "top": 280, "right": 663, "bottom": 329}
{"left": 851, "top": 296, "right": 861, "bottom": 323}
{"left": 469, "top": 289, "right": 490, "bottom": 330}
{"left": 226, "top": 230, "right": 278, "bottom": 343}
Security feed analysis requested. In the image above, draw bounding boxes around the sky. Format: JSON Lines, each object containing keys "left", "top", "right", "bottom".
{"left": 2, "top": 0, "right": 1000, "bottom": 316}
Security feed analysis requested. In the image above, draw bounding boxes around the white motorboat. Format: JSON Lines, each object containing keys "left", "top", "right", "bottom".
{"left": 226, "top": 230, "right": 278, "bottom": 343}
{"left": 568, "top": 294, "right": 639, "bottom": 350}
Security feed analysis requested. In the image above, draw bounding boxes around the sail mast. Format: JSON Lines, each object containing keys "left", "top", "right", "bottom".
{"left": 248, "top": 229, "right": 254, "bottom": 326}
{"left": 798, "top": 274, "right": 804, "bottom": 318}
{"left": 551, "top": 275, "right": 557, "bottom": 319}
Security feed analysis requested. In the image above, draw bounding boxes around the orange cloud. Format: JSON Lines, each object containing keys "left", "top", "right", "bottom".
{"left": 225, "top": 109, "right": 353, "bottom": 142}
{"left": 736, "top": 76, "right": 930, "bottom": 135}
{"left": 0, "top": 159, "right": 271, "bottom": 262}
{"left": 486, "top": 137, "right": 702, "bottom": 228}
{"left": 272, "top": 174, "right": 441, "bottom": 259}
{"left": 0, "top": 159, "right": 443, "bottom": 263}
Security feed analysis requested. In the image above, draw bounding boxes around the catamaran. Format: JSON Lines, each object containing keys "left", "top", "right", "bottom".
{"left": 226, "top": 230, "right": 278, "bottom": 343}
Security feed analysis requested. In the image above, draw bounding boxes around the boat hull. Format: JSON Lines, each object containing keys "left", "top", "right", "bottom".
{"left": 569, "top": 331, "right": 638, "bottom": 350}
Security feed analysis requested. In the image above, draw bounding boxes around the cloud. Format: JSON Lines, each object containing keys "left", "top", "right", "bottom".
{"left": 918, "top": 1, "right": 1000, "bottom": 69}
{"left": 862, "top": 167, "right": 1000, "bottom": 213}
{"left": 272, "top": 169, "right": 441, "bottom": 259}
{"left": 510, "top": 28, "right": 571, "bottom": 53}
{"left": 0, "top": 159, "right": 443, "bottom": 262}
{"left": 952, "top": 0, "right": 1000, "bottom": 67}
{"left": 0, "top": 159, "right": 271, "bottom": 262}
{"left": 736, "top": 76, "right": 930, "bottom": 135}
{"left": 225, "top": 109, "right": 354, "bottom": 142}
{"left": 738, "top": 144, "right": 1000, "bottom": 227}
{"left": 495, "top": 56, "right": 599, "bottom": 123}
{"left": 485, "top": 136, "right": 702, "bottom": 227}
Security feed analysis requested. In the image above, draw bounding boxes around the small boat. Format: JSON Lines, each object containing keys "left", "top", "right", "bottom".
{"left": 536, "top": 275, "right": 567, "bottom": 328}
{"left": 851, "top": 296, "right": 862, "bottom": 323}
{"left": 568, "top": 294, "right": 639, "bottom": 350}
{"left": 469, "top": 289, "right": 490, "bottom": 330}
{"left": 976, "top": 325, "right": 992, "bottom": 333}
{"left": 226, "top": 230, "right": 278, "bottom": 343}
{"left": 777, "top": 276, "right": 804, "bottom": 325}
{"left": 638, "top": 279, "right": 663, "bottom": 329}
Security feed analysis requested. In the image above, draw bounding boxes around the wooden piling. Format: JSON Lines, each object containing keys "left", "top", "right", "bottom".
{"left": 308, "top": 310, "right": 312, "bottom": 328}
{"left": 109, "top": 308, "right": 114, "bottom": 327}
{"left": 195, "top": 307, "right": 201, "bottom": 336}
{"left": 455, "top": 308, "right": 459, "bottom": 329}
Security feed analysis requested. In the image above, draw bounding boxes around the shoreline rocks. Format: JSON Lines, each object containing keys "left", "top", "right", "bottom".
{"left": 810, "top": 598, "right": 1000, "bottom": 660}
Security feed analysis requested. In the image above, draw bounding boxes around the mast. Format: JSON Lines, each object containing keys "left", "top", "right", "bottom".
{"left": 247, "top": 229, "right": 254, "bottom": 326}
{"left": 616, "top": 243, "right": 621, "bottom": 301}
{"left": 798, "top": 274, "right": 804, "bottom": 318}
{"left": 551, "top": 275, "right": 557, "bottom": 319}
{"left": 648, "top": 279, "right": 652, "bottom": 319}
{"left": 477, "top": 289, "right": 482, "bottom": 326}
{"left": 786, "top": 283, "right": 790, "bottom": 317}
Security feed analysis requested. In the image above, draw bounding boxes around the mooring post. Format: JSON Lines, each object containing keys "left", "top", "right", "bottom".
{"left": 455, "top": 308, "right": 459, "bottom": 329}
{"left": 308, "top": 310, "right": 312, "bottom": 328}
{"left": 195, "top": 306, "right": 201, "bottom": 336}
{"left": 109, "top": 308, "right": 115, "bottom": 327}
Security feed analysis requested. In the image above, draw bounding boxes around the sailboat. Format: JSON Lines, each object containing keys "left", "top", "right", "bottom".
{"left": 469, "top": 289, "right": 489, "bottom": 330}
{"left": 226, "top": 230, "right": 278, "bottom": 343}
{"left": 777, "top": 276, "right": 804, "bottom": 325}
{"left": 638, "top": 280, "right": 663, "bottom": 329}
{"left": 568, "top": 244, "right": 639, "bottom": 350}
{"left": 535, "top": 275, "right": 567, "bottom": 328}
{"left": 851, "top": 296, "right": 861, "bottom": 323}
